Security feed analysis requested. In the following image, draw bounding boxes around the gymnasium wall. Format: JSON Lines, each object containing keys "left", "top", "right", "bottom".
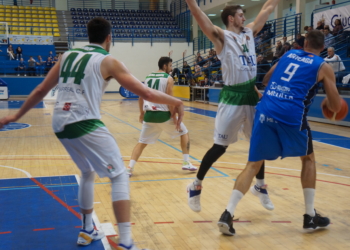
{"left": 72, "top": 41, "right": 193, "bottom": 92}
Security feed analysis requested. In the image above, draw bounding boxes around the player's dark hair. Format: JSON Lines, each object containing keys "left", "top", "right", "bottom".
{"left": 87, "top": 17, "right": 111, "bottom": 44}
{"left": 221, "top": 5, "right": 243, "bottom": 27}
{"left": 158, "top": 57, "right": 172, "bottom": 70}
{"left": 305, "top": 30, "right": 324, "bottom": 50}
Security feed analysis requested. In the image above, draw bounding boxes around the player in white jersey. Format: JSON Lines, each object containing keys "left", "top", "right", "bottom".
{"left": 0, "top": 18, "right": 185, "bottom": 250}
{"left": 186, "top": 0, "right": 280, "bottom": 214}
{"left": 127, "top": 57, "right": 197, "bottom": 177}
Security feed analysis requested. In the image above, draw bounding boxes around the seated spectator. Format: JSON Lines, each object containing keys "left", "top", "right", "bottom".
{"left": 333, "top": 19, "right": 343, "bottom": 36}
{"left": 210, "top": 71, "right": 222, "bottom": 86}
{"left": 7, "top": 45, "right": 15, "bottom": 60}
{"left": 52, "top": 56, "right": 59, "bottom": 65}
{"left": 282, "top": 36, "right": 287, "bottom": 45}
{"left": 15, "top": 58, "right": 26, "bottom": 76}
{"left": 256, "top": 54, "right": 271, "bottom": 88}
{"left": 202, "top": 56, "right": 212, "bottom": 77}
{"left": 292, "top": 41, "right": 302, "bottom": 50}
{"left": 44, "top": 57, "right": 53, "bottom": 74}
{"left": 195, "top": 52, "right": 204, "bottom": 66}
{"left": 307, "top": 26, "right": 313, "bottom": 33}
{"left": 210, "top": 50, "right": 221, "bottom": 69}
{"left": 27, "top": 56, "right": 36, "bottom": 76}
{"left": 280, "top": 42, "right": 291, "bottom": 57}
{"left": 296, "top": 33, "right": 305, "bottom": 48}
{"left": 273, "top": 40, "right": 283, "bottom": 62}
{"left": 324, "top": 47, "right": 346, "bottom": 84}
{"left": 36, "top": 55, "right": 45, "bottom": 76}
{"left": 48, "top": 51, "right": 54, "bottom": 60}
{"left": 196, "top": 56, "right": 205, "bottom": 67}
{"left": 323, "top": 27, "right": 335, "bottom": 55}
{"left": 182, "top": 61, "right": 192, "bottom": 85}
{"left": 316, "top": 21, "right": 324, "bottom": 30}
{"left": 193, "top": 64, "right": 203, "bottom": 84}
{"left": 203, "top": 77, "right": 211, "bottom": 87}
{"left": 16, "top": 46, "right": 23, "bottom": 60}
{"left": 303, "top": 26, "right": 309, "bottom": 33}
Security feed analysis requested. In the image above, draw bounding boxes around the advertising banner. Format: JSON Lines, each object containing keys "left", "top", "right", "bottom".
{"left": 8, "top": 35, "right": 53, "bottom": 45}
{"left": 313, "top": 5, "right": 350, "bottom": 30}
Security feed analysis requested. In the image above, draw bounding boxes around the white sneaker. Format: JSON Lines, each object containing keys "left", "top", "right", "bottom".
{"left": 117, "top": 242, "right": 149, "bottom": 250}
{"left": 187, "top": 182, "right": 202, "bottom": 212}
{"left": 126, "top": 166, "right": 134, "bottom": 177}
{"left": 182, "top": 161, "right": 197, "bottom": 171}
{"left": 250, "top": 184, "right": 274, "bottom": 211}
{"left": 77, "top": 229, "right": 105, "bottom": 246}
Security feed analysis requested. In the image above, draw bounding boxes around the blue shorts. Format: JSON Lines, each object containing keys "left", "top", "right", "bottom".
{"left": 248, "top": 111, "right": 313, "bottom": 162}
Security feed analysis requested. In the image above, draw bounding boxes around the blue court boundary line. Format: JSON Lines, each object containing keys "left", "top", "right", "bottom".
{"left": 101, "top": 109, "right": 229, "bottom": 178}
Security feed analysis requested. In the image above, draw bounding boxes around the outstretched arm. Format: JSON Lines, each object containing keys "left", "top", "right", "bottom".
{"left": 185, "top": 0, "right": 224, "bottom": 53}
{"left": 246, "top": 0, "right": 280, "bottom": 36}
{"left": 262, "top": 63, "right": 278, "bottom": 86}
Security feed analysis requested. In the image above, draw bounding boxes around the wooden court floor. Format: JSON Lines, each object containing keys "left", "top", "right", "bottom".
{"left": 0, "top": 93, "right": 349, "bottom": 250}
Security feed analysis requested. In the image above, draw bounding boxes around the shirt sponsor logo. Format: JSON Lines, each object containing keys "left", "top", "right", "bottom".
{"left": 266, "top": 82, "right": 294, "bottom": 100}
{"left": 107, "top": 164, "right": 115, "bottom": 173}
{"left": 218, "top": 134, "right": 228, "bottom": 139}
{"left": 63, "top": 102, "right": 71, "bottom": 111}
{"left": 287, "top": 53, "right": 313, "bottom": 64}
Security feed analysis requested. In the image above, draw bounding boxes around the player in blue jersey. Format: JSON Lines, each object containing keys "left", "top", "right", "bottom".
{"left": 217, "top": 30, "right": 342, "bottom": 235}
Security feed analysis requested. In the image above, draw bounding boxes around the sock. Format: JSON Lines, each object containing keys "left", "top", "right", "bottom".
{"left": 81, "top": 213, "right": 94, "bottom": 232}
{"left": 303, "top": 188, "right": 315, "bottom": 216}
{"left": 194, "top": 177, "right": 202, "bottom": 186}
{"left": 118, "top": 222, "right": 132, "bottom": 246}
{"left": 183, "top": 154, "right": 189, "bottom": 162}
{"left": 226, "top": 190, "right": 244, "bottom": 216}
{"left": 129, "top": 160, "right": 136, "bottom": 168}
{"left": 256, "top": 179, "right": 265, "bottom": 187}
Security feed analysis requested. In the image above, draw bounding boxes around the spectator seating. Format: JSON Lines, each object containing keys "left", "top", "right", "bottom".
{"left": 0, "top": 5, "right": 60, "bottom": 37}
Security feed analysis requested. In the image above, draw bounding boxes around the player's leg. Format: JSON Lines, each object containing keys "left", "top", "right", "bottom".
{"left": 127, "top": 122, "right": 161, "bottom": 177}
{"left": 243, "top": 105, "right": 274, "bottom": 210}
{"left": 161, "top": 120, "right": 197, "bottom": 171}
{"left": 187, "top": 104, "right": 245, "bottom": 212}
{"left": 59, "top": 139, "right": 105, "bottom": 246}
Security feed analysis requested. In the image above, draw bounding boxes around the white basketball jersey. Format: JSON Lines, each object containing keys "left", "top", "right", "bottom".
{"left": 52, "top": 44, "right": 110, "bottom": 133}
{"left": 217, "top": 28, "right": 257, "bottom": 86}
{"left": 143, "top": 72, "right": 170, "bottom": 112}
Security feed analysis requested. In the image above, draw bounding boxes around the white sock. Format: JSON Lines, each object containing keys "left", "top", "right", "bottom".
{"left": 194, "top": 177, "right": 202, "bottom": 186}
{"left": 303, "top": 188, "right": 315, "bottom": 216}
{"left": 81, "top": 213, "right": 94, "bottom": 232}
{"left": 256, "top": 179, "right": 265, "bottom": 187}
{"left": 226, "top": 190, "right": 244, "bottom": 216}
{"left": 183, "top": 154, "right": 189, "bottom": 162}
{"left": 118, "top": 222, "right": 132, "bottom": 246}
{"left": 129, "top": 160, "right": 136, "bottom": 168}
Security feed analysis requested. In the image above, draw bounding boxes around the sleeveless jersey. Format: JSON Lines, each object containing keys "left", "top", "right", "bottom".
{"left": 143, "top": 72, "right": 170, "bottom": 112}
{"left": 217, "top": 28, "right": 259, "bottom": 106}
{"left": 257, "top": 50, "right": 325, "bottom": 129}
{"left": 52, "top": 44, "right": 110, "bottom": 134}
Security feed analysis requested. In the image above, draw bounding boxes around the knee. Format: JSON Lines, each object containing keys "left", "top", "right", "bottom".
{"left": 110, "top": 173, "right": 130, "bottom": 202}
{"left": 300, "top": 153, "right": 315, "bottom": 164}
{"left": 212, "top": 144, "right": 228, "bottom": 154}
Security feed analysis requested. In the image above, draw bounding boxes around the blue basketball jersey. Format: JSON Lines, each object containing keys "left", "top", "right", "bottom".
{"left": 257, "top": 50, "right": 325, "bottom": 129}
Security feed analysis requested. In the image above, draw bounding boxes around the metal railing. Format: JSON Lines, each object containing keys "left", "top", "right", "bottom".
{"left": 0, "top": 0, "right": 53, "bottom": 7}
{"left": 67, "top": 0, "right": 167, "bottom": 11}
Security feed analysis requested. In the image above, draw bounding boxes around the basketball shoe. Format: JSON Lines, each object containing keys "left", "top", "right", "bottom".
{"left": 250, "top": 184, "right": 274, "bottom": 210}
{"left": 126, "top": 166, "right": 134, "bottom": 177}
{"left": 117, "top": 242, "right": 149, "bottom": 250}
{"left": 217, "top": 209, "right": 235, "bottom": 236}
{"left": 187, "top": 182, "right": 202, "bottom": 212}
{"left": 77, "top": 228, "right": 105, "bottom": 246}
{"left": 182, "top": 161, "right": 197, "bottom": 171}
{"left": 303, "top": 210, "right": 330, "bottom": 230}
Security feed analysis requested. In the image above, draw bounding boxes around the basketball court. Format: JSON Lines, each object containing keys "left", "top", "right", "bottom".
{"left": 0, "top": 95, "right": 349, "bottom": 250}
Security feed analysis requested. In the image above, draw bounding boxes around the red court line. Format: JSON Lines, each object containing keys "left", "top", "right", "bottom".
{"left": 0, "top": 231, "right": 11, "bottom": 234}
{"left": 33, "top": 228, "right": 55, "bottom": 231}
{"left": 283, "top": 188, "right": 289, "bottom": 190}
{"left": 107, "top": 235, "right": 119, "bottom": 248}
{"left": 30, "top": 178, "right": 81, "bottom": 219}
{"left": 154, "top": 221, "right": 174, "bottom": 224}
{"left": 75, "top": 226, "right": 82, "bottom": 228}
{"left": 193, "top": 221, "right": 212, "bottom": 223}
{"left": 271, "top": 221, "right": 291, "bottom": 223}
{"left": 233, "top": 221, "right": 251, "bottom": 223}
{"left": 115, "top": 223, "right": 135, "bottom": 225}
{"left": 71, "top": 205, "right": 79, "bottom": 207}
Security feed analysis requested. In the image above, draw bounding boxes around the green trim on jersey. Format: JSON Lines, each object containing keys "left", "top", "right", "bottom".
{"left": 219, "top": 77, "right": 259, "bottom": 106}
{"left": 55, "top": 119, "right": 105, "bottom": 139}
{"left": 70, "top": 45, "right": 109, "bottom": 55}
{"left": 145, "top": 72, "right": 169, "bottom": 79}
{"left": 144, "top": 111, "right": 171, "bottom": 123}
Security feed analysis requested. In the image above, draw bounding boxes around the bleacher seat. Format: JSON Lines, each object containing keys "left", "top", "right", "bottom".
{"left": 77, "top": 8, "right": 82, "bottom": 12}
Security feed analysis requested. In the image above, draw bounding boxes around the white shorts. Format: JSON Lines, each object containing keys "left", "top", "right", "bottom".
{"left": 59, "top": 126, "right": 125, "bottom": 178}
{"left": 138, "top": 119, "right": 188, "bottom": 144}
{"left": 214, "top": 103, "right": 256, "bottom": 146}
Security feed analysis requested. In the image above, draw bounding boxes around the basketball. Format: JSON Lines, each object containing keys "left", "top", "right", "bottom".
{"left": 321, "top": 98, "right": 349, "bottom": 121}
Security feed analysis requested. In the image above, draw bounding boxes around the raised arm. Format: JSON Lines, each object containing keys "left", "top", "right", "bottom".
{"left": 246, "top": 0, "right": 280, "bottom": 36}
{"left": 185, "top": 0, "right": 224, "bottom": 53}
{"left": 262, "top": 62, "right": 278, "bottom": 86}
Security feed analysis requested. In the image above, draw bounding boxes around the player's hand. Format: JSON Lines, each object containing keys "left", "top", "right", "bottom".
{"left": 172, "top": 103, "right": 184, "bottom": 131}
{"left": 258, "top": 91, "right": 263, "bottom": 99}
{"left": 0, "top": 115, "right": 18, "bottom": 129}
{"left": 139, "top": 112, "right": 144, "bottom": 123}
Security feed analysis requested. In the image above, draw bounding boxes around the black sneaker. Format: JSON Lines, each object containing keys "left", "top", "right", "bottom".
{"left": 217, "top": 209, "right": 235, "bottom": 236}
{"left": 303, "top": 210, "right": 330, "bottom": 230}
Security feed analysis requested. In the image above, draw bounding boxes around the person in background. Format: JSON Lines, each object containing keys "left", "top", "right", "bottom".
{"left": 27, "top": 56, "right": 36, "bottom": 76}
{"left": 333, "top": 19, "right": 343, "bottom": 36}
{"left": 280, "top": 42, "right": 291, "bottom": 57}
{"left": 195, "top": 52, "right": 203, "bottom": 65}
{"left": 36, "top": 55, "right": 45, "bottom": 76}
{"left": 52, "top": 56, "right": 59, "bottom": 65}
{"left": 256, "top": 54, "right": 271, "bottom": 88}
{"left": 307, "top": 26, "right": 313, "bottom": 33}
{"left": 193, "top": 64, "right": 203, "bottom": 84}
{"left": 15, "top": 57, "right": 26, "bottom": 76}
{"left": 316, "top": 21, "right": 324, "bottom": 30}
{"left": 324, "top": 46, "right": 346, "bottom": 84}
{"left": 323, "top": 27, "right": 335, "bottom": 55}
{"left": 7, "top": 45, "right": 15, "bottom": 60}
{"left": 16, "top": 46, "right": 23, "bottom": 60}
{"left": 44, "top": 57, "right": 53, "bottom": 74}
{"left": 292, "top": 41, "right": 302, "bottom": 50}
{"left": 210, "top": 50, "right": 221, "bottom": 70}
{"left": 48, "top": 51, "right": 54, "bottom": 60}
{"left": 273, "top": 40, "right": 283, "bottom": 62}
{"left": 296, "top": 33, "right": 305, "bottom": 48}
{"left": 182, "top": 61, "right": 192, "bottom": 85}
{"left": 282, "top": 36, "right": 287, "bottom": 45}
